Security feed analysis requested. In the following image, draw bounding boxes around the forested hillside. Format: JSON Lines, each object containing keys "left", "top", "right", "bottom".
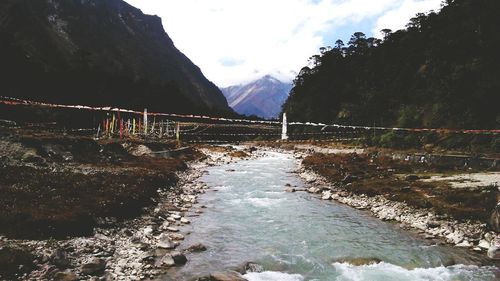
{"left": 283, "top": 0, "right": 500, "bottom": 130}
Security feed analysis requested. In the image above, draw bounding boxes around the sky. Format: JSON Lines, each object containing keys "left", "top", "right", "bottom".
{"left": 124, "top": 0, "right": 443, "bottom": 87}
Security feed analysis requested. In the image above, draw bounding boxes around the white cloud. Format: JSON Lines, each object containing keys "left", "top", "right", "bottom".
{"left": 124, "top": 0, "right": 442, "bottom": 86}
{"left": 373, "top": 0, "right": 443, "bottom": 37}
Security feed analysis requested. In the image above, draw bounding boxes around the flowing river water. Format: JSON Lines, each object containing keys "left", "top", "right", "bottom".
{"left": 165, "top": 151, "right": 499, "bottom": 281}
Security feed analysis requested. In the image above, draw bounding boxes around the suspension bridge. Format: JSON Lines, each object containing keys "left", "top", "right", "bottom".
{"left": 0, "top": 96, "right": 498, "bottom": 144}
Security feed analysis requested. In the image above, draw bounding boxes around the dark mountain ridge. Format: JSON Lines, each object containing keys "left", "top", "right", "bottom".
{"left": 0, "top": 0, "right": 230, "bottom": 114}
{"left": 221, "top": 75, "right": 292, "bottom": 119}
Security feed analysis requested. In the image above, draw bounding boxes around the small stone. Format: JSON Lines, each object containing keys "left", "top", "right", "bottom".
{"left": 478, "top": 239, "right": 490, "bottom": 249}
{"left": 166, "top": 217, "right": 176, "bottom": 223}
{"left": 157, "top": 234, "right": 175, "bottom": 249}
{"left": 426, "top": 221, "right": 441, "bottom": 228}
{"left": 180, "top": 218, "right": 190, "bottom": 224}
{"left": 81, "top": 258, "right": 106, "bottom": 276}
{"left": 161, "top": 221, "right": 170, "bottom": 230}
{"left": 143, "top": 226, "right": 153, "bottom": 235}
{"left": 171, "top": 251, "right": 187, "bottom": 265}
{"left": 322, "top": 191, "right": 332, "bottom": 200}
{"left": 487, "top": 245, "right": 500, "bottom": 260}
{"left": 166, "top": 227, "right": 179, "bottom": 232}
{"left": 169, "top": 233, "right": 185, "bottom": 240}
{"left": 171, "top": 214, "right": 182, "bottom": 220}
{"left": 160, "top": 255, "right": 175, "bottom": 267}
{"left": 184, "top": 243, "right": 207, "bottom": 253}
{"left": 53, "top": 271, "right": 78, "bottom": 281}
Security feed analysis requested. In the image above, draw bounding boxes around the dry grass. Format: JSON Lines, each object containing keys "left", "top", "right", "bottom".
{"left": 303, "top": 153, "right": 498, "bottom": 223}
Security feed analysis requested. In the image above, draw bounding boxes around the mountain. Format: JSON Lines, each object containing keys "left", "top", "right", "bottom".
{"left": 0, "top": 0, "right": 230, "bottom": 114}
{"left": 221, "top": 75, "right": 292, "bottom": 119}
{"left": 283, "top": 0, "right": 500, "bottom": 129}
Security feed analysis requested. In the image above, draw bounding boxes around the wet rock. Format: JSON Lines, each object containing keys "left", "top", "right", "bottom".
{"left": 285, "top": 187, "right": 296, "bottom": 193}
{"left": 184, "top": 243, "right": 207, "bottom": 253}
{"left": 321, "top": 190, "right": 332, "bottom": 200}
{"left": 53, "top": 271, "right": 78, "bottom": 281}
{"left": 166, "top": 227, "right": 179, "bottom": 232}
{"left": 307, "top": 187, "right": 320, "bottom": 193}
{"left": 169, "top": 233, "right": 185, "bottom": 241}
{"left": 159, "top": 255, "right": 175, "bottom": 267}
{"left": 171, "top": 251, "right": 187, "bottom": 265}
{"left": 333, "top": 257, "right": 382, "bottom": 266}
{"left": 157, "top": 234, "right": 175, "bottom": 249}
{"left": 244, "top": 262, "right": 264, "bottom": 273}
{"left": 81, "top": 258, "right": 106, "bottom": 276}
{"left": 478, "top": 239, "right": 490, "bottom": 249}
{"left": 210, "top": 271, "right": 247, "bottom": 281}
{"left": 487, "top": 245, "right": 500, "bottom": 260}
{"left": 180, "top": 218, "right": 190, "bottom": 224}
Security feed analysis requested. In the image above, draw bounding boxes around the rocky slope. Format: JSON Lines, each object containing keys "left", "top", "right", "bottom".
{"left": 0, "top": 0, "right": 230, "bottom": 114}
{"left": 221, "top": 75, "right": 292, "bottom": 119}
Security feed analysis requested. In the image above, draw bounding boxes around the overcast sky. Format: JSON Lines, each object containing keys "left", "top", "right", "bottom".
{"left": 124, "top": 0, "right": 443, "bottom": 87}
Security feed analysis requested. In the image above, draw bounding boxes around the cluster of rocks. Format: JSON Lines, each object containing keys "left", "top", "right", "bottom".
{"left": 298, "top": 165, "right": 500, "bottom": 260}
{"left": 1, "top": 145, "right": 256, "bottom": 280}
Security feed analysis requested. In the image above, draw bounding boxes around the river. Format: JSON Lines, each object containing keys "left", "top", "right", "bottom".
{"left": 165, "top": 151, "right": 498, "bottom": 281}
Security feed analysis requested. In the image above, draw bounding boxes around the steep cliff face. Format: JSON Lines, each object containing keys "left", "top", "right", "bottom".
{"left": 221, "top": 75, "right": 292, "bottom": 119}
{"left": 0, "top": 0, "right": 230, "bottom": 114}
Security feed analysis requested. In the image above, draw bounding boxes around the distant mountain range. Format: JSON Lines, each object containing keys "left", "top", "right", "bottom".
{"left": 221, "top": 75, "right": 292, "bottom": 119}
{"left": 0, "top": 0, "right": 230, "bottom": 114}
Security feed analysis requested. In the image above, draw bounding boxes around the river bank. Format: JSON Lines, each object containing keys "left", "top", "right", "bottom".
{"left": 0, "top": 123, "right": 257, "bottom": 280}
